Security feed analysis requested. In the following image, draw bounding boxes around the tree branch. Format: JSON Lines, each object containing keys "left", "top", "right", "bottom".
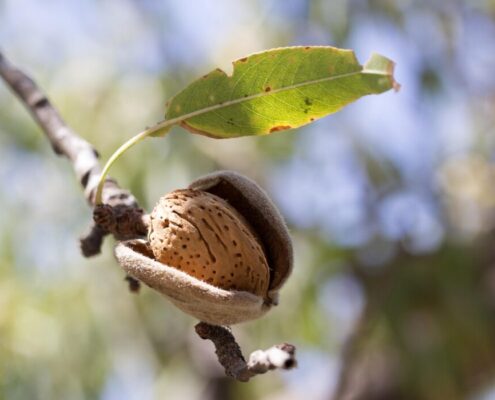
{"left": 195, "top": 322, "right": 296, "bottom": 382}
{"left": 0, "top": 50, "right": 147, "bottom": 255}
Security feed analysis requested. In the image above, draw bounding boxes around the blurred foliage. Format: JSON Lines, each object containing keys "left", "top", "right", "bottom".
{"left": 2, "top": 1, "right": 495, "bottom": 399}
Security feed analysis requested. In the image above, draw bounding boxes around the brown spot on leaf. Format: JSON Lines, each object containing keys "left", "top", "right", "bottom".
{"left": 269, "top": 125, "right": 291, "bottom": 133}
{"left": 265, "top": 86, "right": 272, "bottom": 92}
{"left": 304, "top": 46, "right": 311, "bottom": 50}
{"left": 386, "top": 61, "right": 401, "bottom": 92}
{"left": 181, "top": 121, "right": 218, "bottom": 138}
{"left": 239, "top": 57, "right": 248, "bottom": 62}
{"left": 310, "top": 117, "right": 315, "bottom": 122}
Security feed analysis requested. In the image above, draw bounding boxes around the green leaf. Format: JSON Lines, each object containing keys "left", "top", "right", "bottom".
{"left": 165, "top": 46, "right": 399, "bottom": 139}
{"left": 95, "top": 46, "right": 399, "bottom": 204}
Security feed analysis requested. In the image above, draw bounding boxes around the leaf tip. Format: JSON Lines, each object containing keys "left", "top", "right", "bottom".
{"left": 364, "top": 53, "right": 401, "bottom": 92}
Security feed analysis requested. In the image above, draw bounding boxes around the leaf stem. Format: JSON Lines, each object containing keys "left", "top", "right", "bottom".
{"left": 94, "top": 120, "right": 173, "bottom": 205}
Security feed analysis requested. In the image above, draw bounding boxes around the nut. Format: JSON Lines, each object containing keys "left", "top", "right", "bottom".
{"left": 114, "top": 171, "right": 293, "bottom": 325}
{"left": 149, "top": 189, "right": 270, "bottom": 297}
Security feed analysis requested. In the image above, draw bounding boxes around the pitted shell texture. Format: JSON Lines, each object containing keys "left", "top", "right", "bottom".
{"left": 149, "top": 188, "right": 270, "bottom": 297}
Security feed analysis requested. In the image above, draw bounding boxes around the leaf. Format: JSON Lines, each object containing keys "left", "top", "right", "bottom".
{"left": 96, "top": 46, "right": 399, "bottom": 204}
{"left": 165, "top": 46, "right": 399, "bottom": 139}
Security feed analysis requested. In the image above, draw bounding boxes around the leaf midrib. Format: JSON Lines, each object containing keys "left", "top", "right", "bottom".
{"left": 161, "top": 67, "right": 389, "bottom": 130}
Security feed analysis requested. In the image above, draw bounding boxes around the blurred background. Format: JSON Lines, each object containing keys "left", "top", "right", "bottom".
{"left": 1, "top": 0, "right": 495, "bottom": 399}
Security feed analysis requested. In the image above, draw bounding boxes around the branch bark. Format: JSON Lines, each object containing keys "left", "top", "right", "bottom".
{"left": 195, "top": 322, "right": 296, "bottom": 382}
{"left": 0, "top": 51, "right": 147, "bottom": 256}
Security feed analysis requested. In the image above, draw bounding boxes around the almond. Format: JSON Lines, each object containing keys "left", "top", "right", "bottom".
{"left": 149, "top": 188, "right": 270, "bottom": 297}
{"left": 115, "top": 170, "right": 293, "bottom": 325}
